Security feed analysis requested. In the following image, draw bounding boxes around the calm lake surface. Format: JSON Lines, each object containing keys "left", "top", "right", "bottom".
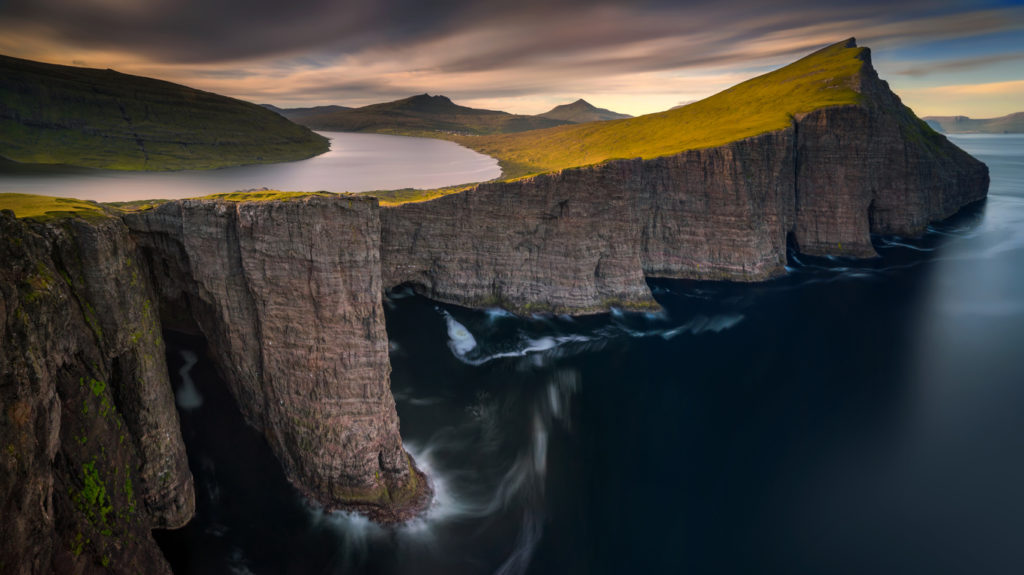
{"left": 155, "top": 134, "right": 1024, "bottom": 574}
{"left": 0, "top": 132, "right": 500, "bottom": 201}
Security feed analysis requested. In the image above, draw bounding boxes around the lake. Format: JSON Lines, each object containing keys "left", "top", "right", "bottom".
{"left": 152, "top": 134, "right": 1024, "bottom": 575}
{"left": 0, "top": 132, "right": 500, "bottom": 201}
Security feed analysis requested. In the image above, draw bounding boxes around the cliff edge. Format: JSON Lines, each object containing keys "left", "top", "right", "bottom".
{"left": 1, "top": 203, "right": 193, "bottom": 574}
{"left": 124, "top": 195, "right": 430, "bottom": 523}
{"left": 0, "top": 38, "right": 990, "bottom": 571}
{"left": 379, "top": 39, "right": 988, "bottom": 313}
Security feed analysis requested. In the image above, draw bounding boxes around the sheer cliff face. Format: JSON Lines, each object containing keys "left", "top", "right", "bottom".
{"left": 792, "top": 48, "right": 989, "bottom": 257}
{"left": 382, "top": 53, "right": 987, "bottom": 312}
{"left": 1, "top": 212, "right": 193, "bottom": 574}
{"left": 124, "top": 196, "right": 428, "bottom": 522}
{"left": 381, "top": 129, "right": 798, "bottom": 313}
{"left": 1, "top": 42, "right": 990, "bottom": 571}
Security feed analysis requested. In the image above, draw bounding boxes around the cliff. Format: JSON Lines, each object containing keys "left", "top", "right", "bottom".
{"left": 123, "top": 196, "right": 429, "bottom": 522}
{"left": 1, "top": 208, "right": 193, "bottom": 574}
{"left": 380, "top": 43, "right": 987, "bottom": 312}
{"left": 0, "top": 38, "right": 990, "bottom": 571}
{"left": 0, "top": 54, "right": 329, "bottom": 170}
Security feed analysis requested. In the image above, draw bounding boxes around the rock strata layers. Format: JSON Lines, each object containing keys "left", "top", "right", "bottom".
{"left": 0, "top": 41, "right": 990, "bottom": 574}
{"left": 1, "top": 211, "right": 193, "bottom": 574}
{"left": 381, "top": 47, "right": 987, "bottom": 312}
{"left": 123, "top": 196, "right": 429, "bottom": 522}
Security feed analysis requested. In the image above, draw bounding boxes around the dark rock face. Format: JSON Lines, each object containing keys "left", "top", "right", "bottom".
{"left": 0, "top": 44, "right": 989, "bottom": 572}
{"left": 381, "top": 129, "right": 798, "bottom": 313}
{"left": 124, "top": 196, "right": 429, "bottom": 523}
{"left": 0, "top": 212, "right": 193, "bottom": 574}
{"left": 382, "top": 51, "right": 987, "bottom": 311}
{"left": 792, "top": 49, "right": 989, "bottom": 257}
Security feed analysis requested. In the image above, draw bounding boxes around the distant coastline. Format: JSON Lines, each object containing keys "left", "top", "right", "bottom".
{"left": 924, "top": 112, "right": 1023, "bottom": 134}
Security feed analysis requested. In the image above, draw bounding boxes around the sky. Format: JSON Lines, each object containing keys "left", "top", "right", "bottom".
{"left": 1, "top": 0, "right": 1022, "bottom": 118}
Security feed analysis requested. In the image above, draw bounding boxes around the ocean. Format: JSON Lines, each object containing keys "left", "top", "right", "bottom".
{"left": 156, "top": 134, "right": 1024, "bottom": 574}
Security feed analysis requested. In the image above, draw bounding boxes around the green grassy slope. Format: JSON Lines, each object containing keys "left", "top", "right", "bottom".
{"left": 280, "top": 94, "right": 571, "bottom": 136}
{"left": 0, "top": 54, "right": 329, "bottom": 171}
{"left": 0, "top": 193, "right": 113, "bottom": 221}
{"left": 454, "top": 39, "right": 867, "bottom": 179}
{"left": 924, "top": 112, "right": 1024, "bottom": 134}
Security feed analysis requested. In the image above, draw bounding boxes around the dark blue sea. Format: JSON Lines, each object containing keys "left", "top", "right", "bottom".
{"left": 156, "top": 134, "right": 1024, "bottom": 574}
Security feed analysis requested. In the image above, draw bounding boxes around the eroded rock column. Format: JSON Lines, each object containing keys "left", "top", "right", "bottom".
{"left": 126, "top": 195, "right": 428, "bottom": 522}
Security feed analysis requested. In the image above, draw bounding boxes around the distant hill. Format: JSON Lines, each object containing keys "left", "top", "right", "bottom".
{"left": 262, "top": 104, "right": 351, "bottom": 120}
{"left": 276, "top": 94, "right": 571, "bottom": 136}
{"left": 537, "top": 99, "right": 631, "bottom": 123}
{"left": 923, "top": 113, "right": 1024, "bottom": 134}
{"left": 0, "top": 54, "right": 328, "bottom": 170}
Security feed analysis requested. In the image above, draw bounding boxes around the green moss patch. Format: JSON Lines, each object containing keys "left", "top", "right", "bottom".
{"left": 198, "top": 190, "right": 335, "bottom": 202}
{"left": 0, "top": 193, "right": 111, "bottom": 222}
{"left": 368, "top": 184, "right": 476, "bottom": 206}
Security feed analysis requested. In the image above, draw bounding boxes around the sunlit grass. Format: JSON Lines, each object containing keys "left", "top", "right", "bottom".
{"left": 452, "top": 40, "right": 866, "bottom": 179}
{"left": 196, "top": 190, "right": 335, "bottom": 202}
{"left": 0, "top": 193, "right": 112, "bottom": 221}
{"left": 366, "top": 184, "right": 477, "bottom": 206}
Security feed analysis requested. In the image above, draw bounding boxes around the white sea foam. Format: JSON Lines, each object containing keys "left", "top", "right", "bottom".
{"left": 444, "top": 311, "right": 478, "bottom": 356}
{"left": 175, "top": 349, "right": 203, "bottom": 410}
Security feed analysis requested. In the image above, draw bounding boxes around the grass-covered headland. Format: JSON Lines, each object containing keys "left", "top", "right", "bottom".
{"left": 0, "top": 193, "right": 113, "bottom": 222}
{"left": 0, "top": 54, "right": 329, "bottom": 171}
{"left": 452, "top": 39, "right": 867, "bottom": 179}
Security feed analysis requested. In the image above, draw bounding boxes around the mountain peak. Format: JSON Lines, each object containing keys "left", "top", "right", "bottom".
{"left": 538, "top": 99, "right": 631, "bottom": 123}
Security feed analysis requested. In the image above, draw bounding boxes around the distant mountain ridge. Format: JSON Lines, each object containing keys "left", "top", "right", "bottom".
{"left": 924, "top": 112, "right": 1024, "bottom": 134}
{"left": 274, "top": 94, "right": 572, "bottom": 136}
{"left": 271, "top": 94, "right": 633, "bottom": 136}
{"left": 0, "top": 54, "right": 328, "bottom": 170}
{"left": 538, "top": 99, "right": 632, "bottom": 123}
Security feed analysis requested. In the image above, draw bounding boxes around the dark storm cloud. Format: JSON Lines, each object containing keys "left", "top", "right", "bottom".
{"left": 2, "top": 0, "right": 1020, "bottom": 115}
{"left": 0, "top": 0, "right": 977, "bottom": 64}
{"left": 895, "top": 52, "right": 1024, "bottom": 77}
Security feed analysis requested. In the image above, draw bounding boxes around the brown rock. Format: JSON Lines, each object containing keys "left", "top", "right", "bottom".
{"left": 0, "top": 211, "right": 193, "bottom": 574}
{"left": 125, "top": 195, "right": 430, "bottom": 522}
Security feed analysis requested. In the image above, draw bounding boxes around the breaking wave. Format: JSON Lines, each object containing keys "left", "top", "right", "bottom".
{"left": 175, "top": 349, "right": 203, "bottom": 410}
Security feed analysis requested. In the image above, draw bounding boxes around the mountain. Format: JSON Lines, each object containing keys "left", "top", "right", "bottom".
{"left": 0, "top": 54, "right": 329, "bottom": 170}
{"left": 923, "top": 112, "right": 1024, "bottom": 133}
{"left": 263, "top": 103, "right": 351, "bottom": 119}
{"left": 453, "top": 38, "right": 951, "bottom": 179}
{"left": 277, "top": 93, "right": 571, "bottom": 135}
{"left": 537, "top": 99, "right": 632, "bottom": 123}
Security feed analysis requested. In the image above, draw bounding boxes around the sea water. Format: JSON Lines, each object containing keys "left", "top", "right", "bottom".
{"left": 156, "top": 134, "right": 1024, "bottom": 574}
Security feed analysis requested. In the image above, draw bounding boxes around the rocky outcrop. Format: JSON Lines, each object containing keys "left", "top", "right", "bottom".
{"left": 1, "top": 211, "right": 193, "bottom": 574}
{"left": 792, "top": 47, "right": 989, "bottom": 256}
{"left": 123, "top": 196, "right": 428, "bottom": 522}
{"left": 381, "top": 46, "right": 987, "bottom": 311}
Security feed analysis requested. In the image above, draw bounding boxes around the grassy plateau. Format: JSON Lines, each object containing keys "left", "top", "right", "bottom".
{"left": 452, "top": 39, "right": 867, "bottom": 179}
{"left": 0, "top": 193, "right": 111, "bottom": 221}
